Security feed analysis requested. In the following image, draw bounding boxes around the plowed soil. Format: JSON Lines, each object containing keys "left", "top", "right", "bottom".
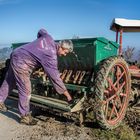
{"left": 0, "top": 99, "right": 139, "bottom": 140}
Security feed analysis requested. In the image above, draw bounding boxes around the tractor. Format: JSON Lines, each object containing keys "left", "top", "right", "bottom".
{"left": 1, "top": 18, "right": 140, "bottom": 130}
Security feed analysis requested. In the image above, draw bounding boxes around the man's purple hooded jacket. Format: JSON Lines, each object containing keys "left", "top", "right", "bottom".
{"left": 14, "top": 29, "right": 66, "bottom": 94}
{"left": 0, "top": 29, "right": 66, "bottom": 115}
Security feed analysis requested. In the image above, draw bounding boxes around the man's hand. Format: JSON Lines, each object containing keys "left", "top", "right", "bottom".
{"left": 63, "top": 91, "right": 72, "bottom": 101}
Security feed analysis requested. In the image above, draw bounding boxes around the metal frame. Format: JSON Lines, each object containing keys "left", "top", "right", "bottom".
{"left": 110, "top": 18, "right": 140, "bottom": 78}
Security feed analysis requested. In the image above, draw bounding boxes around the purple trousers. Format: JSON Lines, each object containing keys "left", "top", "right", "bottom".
{"left": 0, "top": 52, "right": 33, "bottom": 116}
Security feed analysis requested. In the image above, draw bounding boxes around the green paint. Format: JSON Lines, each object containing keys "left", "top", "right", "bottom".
{"left": 11, "top": 37, "right": 119, "bottom": 70}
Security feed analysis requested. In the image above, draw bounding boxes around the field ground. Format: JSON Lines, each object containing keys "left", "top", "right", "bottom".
{"left": 0, "top": 99, "right": 140, "bottom": 140}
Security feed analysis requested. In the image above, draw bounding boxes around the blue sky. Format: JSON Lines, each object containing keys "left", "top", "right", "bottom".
{"left": 0, "top": 0, "right": 140, "bottom": 49}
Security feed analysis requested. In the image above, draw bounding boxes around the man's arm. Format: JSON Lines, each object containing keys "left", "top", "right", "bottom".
{"left": 63, "top": 90, "right": 72, "bottom": 101}
{"left": 44, "top": 67, "right": 72, "bottom": 101}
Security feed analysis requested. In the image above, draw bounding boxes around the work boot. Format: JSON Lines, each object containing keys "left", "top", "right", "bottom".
{"left": 20, "top": 113, "right": 38, "bottom": 125}
{"left": 0, "top": 102, "right": 7, "bottom": 112}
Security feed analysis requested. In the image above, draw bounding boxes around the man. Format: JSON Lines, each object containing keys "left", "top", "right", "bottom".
{"left": 0, "top": 29, "right": 73, "bottom": 125}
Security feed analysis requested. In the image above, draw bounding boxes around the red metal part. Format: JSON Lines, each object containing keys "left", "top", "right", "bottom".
{"left": 115, "top": 28, "right": 123, "bottom": 55}
{"left": 103, "top": 63, "right": 129, "bottom": 125}
{"left": 116, "top": 30, "right": 119, "bottom": 43}
{"left": 119, "top": 29, "right": 123, "bottom": 55}
{"left": 129, "top": 65, "right": 140, "bottom": 78}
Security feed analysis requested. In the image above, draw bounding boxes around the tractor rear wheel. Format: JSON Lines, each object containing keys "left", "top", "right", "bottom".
{"left": 94, "top": 56, "right": 131, "bottom": 129}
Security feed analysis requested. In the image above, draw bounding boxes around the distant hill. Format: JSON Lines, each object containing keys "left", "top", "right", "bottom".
{"left": 0, "top": 47, "right": 12, "bottom": 61}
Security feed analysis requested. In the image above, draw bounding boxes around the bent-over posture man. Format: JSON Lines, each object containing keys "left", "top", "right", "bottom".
{"left": 0, "top": 29, "right": 73, "bottom": 125}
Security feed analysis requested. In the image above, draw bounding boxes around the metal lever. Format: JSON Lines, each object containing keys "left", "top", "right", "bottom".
{"left": 65, "top": 70, "right": 73, "bottom": 83}
{"left": 60, "top": 70, "right": 68, "bottom": 80}
{"left": 73, "top": 71, "right": 81, "bottom": 84}
{"left": 78, "top": 71, "right": 86, "bottom": 84}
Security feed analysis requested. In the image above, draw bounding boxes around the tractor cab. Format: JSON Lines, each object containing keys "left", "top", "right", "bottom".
{"left": 110, "top": 18, "right": 140, "bottom": 77}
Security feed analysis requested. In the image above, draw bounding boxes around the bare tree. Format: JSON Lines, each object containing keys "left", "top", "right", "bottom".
{"left": 122, "top": 46, "right": 135, "bottom": 62}
{"left": 72, "top": 35, "right": 80, "bottom": 39}
{"left": 137, "top": 50, "right": 140, "bottom": 65}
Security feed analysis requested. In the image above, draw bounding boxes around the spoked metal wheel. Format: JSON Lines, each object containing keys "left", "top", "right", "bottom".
{"left": 94, "top": 56, "right": 131, "bottom": 129}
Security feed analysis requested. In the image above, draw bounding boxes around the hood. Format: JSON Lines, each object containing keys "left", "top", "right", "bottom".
{"left": 37, "top": 29, "right": 48, "bottom": 38}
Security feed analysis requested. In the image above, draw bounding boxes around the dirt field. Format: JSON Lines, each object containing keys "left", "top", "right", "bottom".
{"left": 0, "top": 99, "right": 139, "bottom": 140}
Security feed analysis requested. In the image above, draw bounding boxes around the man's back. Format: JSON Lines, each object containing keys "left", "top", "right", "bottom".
{"left": 14, "top": 29, "right": 58, "bottom": 69}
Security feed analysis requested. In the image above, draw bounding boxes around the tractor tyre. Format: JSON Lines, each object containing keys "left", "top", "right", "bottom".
{"left": 94, "top": 56, "right": 131, "bottom": 129}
